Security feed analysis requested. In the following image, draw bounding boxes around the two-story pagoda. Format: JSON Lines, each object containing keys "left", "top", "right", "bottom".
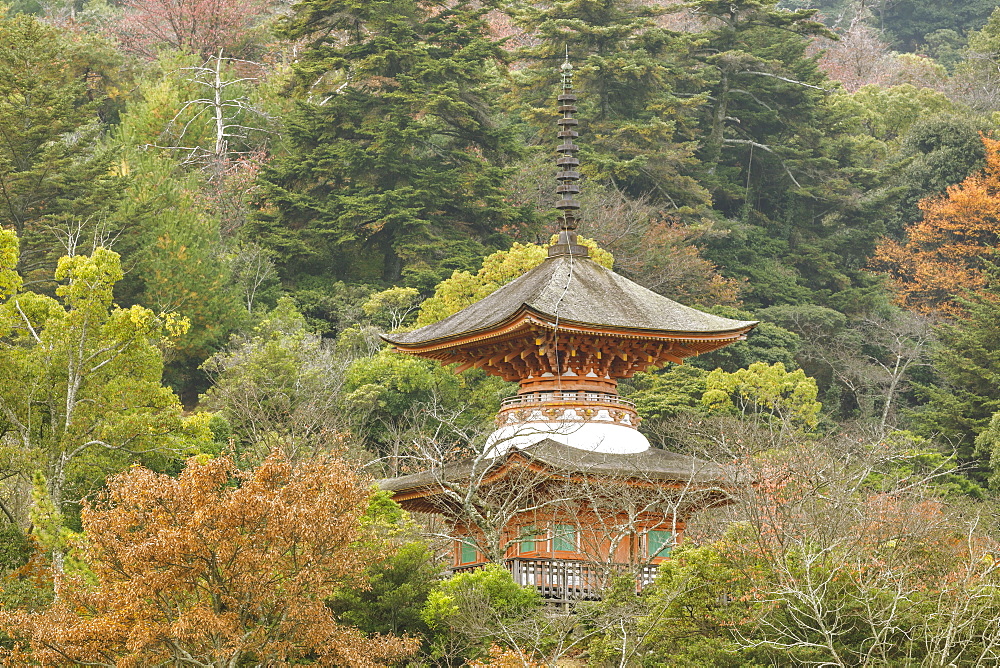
{"left": 380, "top": 60, "right": 757, "bottom": 600}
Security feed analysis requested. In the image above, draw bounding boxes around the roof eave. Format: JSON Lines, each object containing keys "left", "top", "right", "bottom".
{"left": 383, "top": 306, "right": 759, "bottom": 353}
{"left": 378, "top": 446, "right": 736, "bottom": 503}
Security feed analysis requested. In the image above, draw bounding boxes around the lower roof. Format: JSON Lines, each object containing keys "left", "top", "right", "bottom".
{"left": 378, "top": 439, "right": 734, "bottom": 500}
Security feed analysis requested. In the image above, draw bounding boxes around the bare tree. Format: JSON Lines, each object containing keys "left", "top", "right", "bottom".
{"left": 200, "top": 301, "right": 354, "bottom": 464}
{"left": 789, "top": 310, "right": 935, "bottom": 437}
{"left": 379, "top": 405, "right": 734, "bottom": 578}
{"left": 147, "top": 53, "right": 272, "bottom": 166}
{"left": 227, "top": 241, "right": 277, "bottom": 315}
{"left": 649, "top": 425, "right": 1000, "bottom": 667}
{"left": 816, "top": 10, "right": 900, "bottom": 92}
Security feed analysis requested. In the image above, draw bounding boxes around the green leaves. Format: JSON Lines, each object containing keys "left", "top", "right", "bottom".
{"left": 0, "top": 15, "right": 127, "bottom": 280}
{"left": 111, "top": 151, "right": 244, "bottom": 365}
{"left": 0, "top": 229, "right": 21, "bottom": 301}
{"left": 511, "top": 0, "right": 709, "bottom": 209}
{"left": 626, "top": 365, "right": 709, "bottom": 421}
{"left": 0, "top": 234, "right": 212, "bottom": 545}
{"left": 421, "top": 564, "right": 541, "bottom": 662}
{"left": 914, "top": 269, "right": 1000, "bottom": 471}
{"left": 200, "top": 298, "right": 349, "bottom": 464}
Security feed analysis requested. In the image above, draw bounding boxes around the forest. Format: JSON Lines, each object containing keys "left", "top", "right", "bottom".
{"left": 3, "top": 0, "right": 1000, "bottom": 664}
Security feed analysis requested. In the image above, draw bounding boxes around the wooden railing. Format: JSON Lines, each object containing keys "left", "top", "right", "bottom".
{"left": 500, "top": 391, "right": 635, "bottom": 410}
{"left": 451, "top": 558, "right": 660, "bottom": 601}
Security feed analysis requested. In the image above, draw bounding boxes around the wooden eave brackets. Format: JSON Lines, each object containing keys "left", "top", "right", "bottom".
{"left": 388, "top": 307, "right": 757, "bottom": 382}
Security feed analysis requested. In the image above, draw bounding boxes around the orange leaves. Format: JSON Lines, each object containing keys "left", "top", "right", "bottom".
{"left": 0, "top": 452, "right": 418, "bottom": 667}
{"left": 873, "top": 135, "right": 1000, "bottom": 316}
{"left": 467, "top": 644, "right": 545, "bottom": 667}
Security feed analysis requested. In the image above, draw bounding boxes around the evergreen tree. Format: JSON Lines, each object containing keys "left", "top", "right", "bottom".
{"left": 880, "top": 0, "right": 996, "bottom": 51}
{"left": 0, "top": 15, "right": 127, "bottom": 285}
{"left": 686, "top": 0, "right": 886, "bottom": 310}
{"left": 112, "top": 151, "right": 244, "bottom": 388}
{"left": 509, "top": 0, "right": 710, "bottom": 211}
{"left": 688, "top": 0, "right": 833, "bottom": 196}
{"left": 914, "top": 268, "right": 1000, "bottom": 476}
{"left": 253, "top": 0, "right": 527, "bottom": 292}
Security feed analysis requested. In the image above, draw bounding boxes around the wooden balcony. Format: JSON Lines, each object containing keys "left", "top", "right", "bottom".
{"left": 451, "top": 557, "right": 660, "bottom": 601}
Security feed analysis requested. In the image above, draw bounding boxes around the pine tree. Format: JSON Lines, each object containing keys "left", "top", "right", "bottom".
{"left": 510, "top": 0, "right": 710, "bottom": 211}
{"left": 687, "top": 0, "right": 835, "bottom": 209}
{"left": 0, "top": 15, "right": 127, "bottom": 285}
{"left": 914, "top": 269, "right": 1000, "bottom": 475}
{"left": 686, "top": 0, "right": 888, "bottom": 310}
{"left": 252, "top": 0, "right": 526, "bottom": 291}
{"left": 114, "top": 153, "right": 245, "bottom": 395}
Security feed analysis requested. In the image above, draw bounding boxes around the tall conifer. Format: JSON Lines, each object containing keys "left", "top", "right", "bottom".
{"left": 253, "top": 0, "right": 525, "bottom": 290}
{"left": 510, "top": 0, "right": 710, "bottom": 211}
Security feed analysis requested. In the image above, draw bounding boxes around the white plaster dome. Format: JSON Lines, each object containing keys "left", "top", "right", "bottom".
{"left": 485, "top": 420, "right": 650, "bottom": 458}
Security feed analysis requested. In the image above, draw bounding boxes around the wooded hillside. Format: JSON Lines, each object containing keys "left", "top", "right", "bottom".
{"left": 3, "top": 0, "right": 1000, "bottom": 665}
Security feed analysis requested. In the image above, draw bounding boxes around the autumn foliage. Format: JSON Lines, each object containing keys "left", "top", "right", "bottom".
{"left": 873, "top": 135, "right": 1000, "bottom": 316}
{"left": 0, "top": 452, "right": 417, "bottom": 667}
{"left": 116, "top": 0, "right": 268, "bottom": 59}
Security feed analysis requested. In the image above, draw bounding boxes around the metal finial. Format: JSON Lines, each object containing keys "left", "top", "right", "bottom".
{"left": 550, "top": 51, "right": 587, "bottom": 258}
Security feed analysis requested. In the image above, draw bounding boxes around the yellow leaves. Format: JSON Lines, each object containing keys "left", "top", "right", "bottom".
{"left": 123, "top": 304, "right": 153, "bottom": 329}
{"left": 177, "top": 412, "right": 216, "bottom": 455}
{"left": 162, "top": 312, "right": 191, "bottom": 340}
{"left": 363, "top": 286, "right": 421, "bottom": 330}
{"left": 0, "top": 228, "right": 21, "bottom": 300}
{"left": 54, "top": 248, "right": 123, "bottom": 310}
{"left": 703, "top": 362, "right": 822, "bottom": 434}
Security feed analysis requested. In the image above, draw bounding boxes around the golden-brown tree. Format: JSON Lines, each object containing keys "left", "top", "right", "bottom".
{"left": 873, "top": 135, "right": 1000, "bottom": 316}
{"left": 0, "top": 452, "right": 417, "bottom": 667}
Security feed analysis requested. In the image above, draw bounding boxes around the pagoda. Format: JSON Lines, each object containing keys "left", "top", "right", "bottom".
{"left": 380, "top": 59, "right": 757, "bottom": 600}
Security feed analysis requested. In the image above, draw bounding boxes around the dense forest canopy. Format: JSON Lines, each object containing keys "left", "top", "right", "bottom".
{"left": 3, "top": 0, "right": 1000, "bottom": 664}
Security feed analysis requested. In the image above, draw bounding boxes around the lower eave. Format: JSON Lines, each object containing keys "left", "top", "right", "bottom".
{"left": 382, "top": 449, "right": 735, "bottom": 508}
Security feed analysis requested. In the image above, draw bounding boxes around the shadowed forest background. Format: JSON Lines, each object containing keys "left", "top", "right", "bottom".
{"left": 4, "top": 0, "right": 1000, "bottom": 665}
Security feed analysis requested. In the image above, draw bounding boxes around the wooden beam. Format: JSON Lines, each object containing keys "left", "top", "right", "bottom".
{"left": 453, "top": 361, "right": 476, "bottom": 374}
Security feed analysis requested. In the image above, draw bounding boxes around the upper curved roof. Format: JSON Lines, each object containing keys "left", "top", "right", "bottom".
{"left": 385, "top": 254, "right": 757, "bottom": 346}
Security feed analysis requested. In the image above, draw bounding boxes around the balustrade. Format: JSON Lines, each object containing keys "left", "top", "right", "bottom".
{"left": 500, "top": 392, "right": 635, "bottom": 410}
{"left": 451, "top": 557, "right": 660, "bottom": 601}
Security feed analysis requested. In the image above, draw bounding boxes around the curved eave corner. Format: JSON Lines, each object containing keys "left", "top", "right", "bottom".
{"left": 379, "top": 305, "right": 531, "bottom": 349}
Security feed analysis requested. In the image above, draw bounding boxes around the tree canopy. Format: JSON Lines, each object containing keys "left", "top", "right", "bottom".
{"left": 0, "top": 452, "right": 418, "bottom": 667}
{"left": 2, "top": 0, "right": 1000, "bottom": 662}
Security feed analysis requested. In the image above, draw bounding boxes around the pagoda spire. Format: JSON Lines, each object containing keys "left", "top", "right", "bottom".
{"left": 549, "top": 53, "right": 589, "bottom": 258}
